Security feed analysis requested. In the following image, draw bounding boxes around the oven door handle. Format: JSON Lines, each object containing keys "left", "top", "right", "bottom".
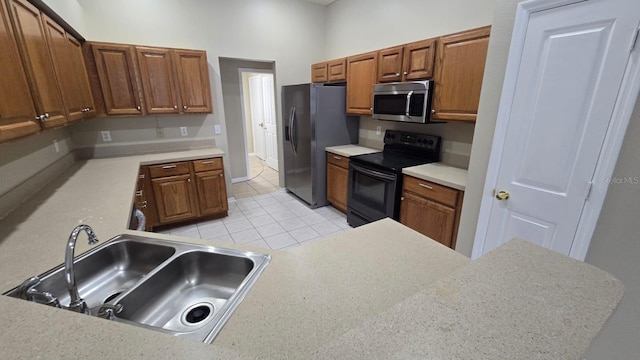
{"left": 351, "top": 164, "right": 396, "bottom": 182}
{"left": 405, "top": 90, "right": 413, "bottom": 118}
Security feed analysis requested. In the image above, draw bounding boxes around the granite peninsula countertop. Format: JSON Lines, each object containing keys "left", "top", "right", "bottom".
{"left": 0, "top": 148, "right": 624, "bottom": 359}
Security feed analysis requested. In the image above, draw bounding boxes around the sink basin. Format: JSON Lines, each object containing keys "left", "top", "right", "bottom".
{"left": 6, "top": 238, "right": 175, "bottom": 310}
{"left": 116, "top": 251, "right": 257, "bottom": 342}
{"left": 5, "top": 234, "right": 271, "bottom": 343}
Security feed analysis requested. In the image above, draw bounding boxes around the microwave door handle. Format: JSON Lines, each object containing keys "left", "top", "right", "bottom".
{"left": 405, "top": 91, "right": 413, "bottom": 118}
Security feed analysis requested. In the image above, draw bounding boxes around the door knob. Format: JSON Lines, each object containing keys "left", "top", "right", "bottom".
{"left": 495, "top": 190, "right": 510, "bottom": 201}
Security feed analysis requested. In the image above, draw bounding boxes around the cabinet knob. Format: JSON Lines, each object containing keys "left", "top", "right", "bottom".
{"left": 183, "top": 105, "right": 188, "bottom": 110}
{"left": 174, "top": 105, "right": 178, "bottom": 109}
{"left": 44, "top": 113, "right": 50, "bottom": 119}
{"left": 136, "top": 105, "right": 141, "bottom": 111}
{"left": 431, "top": 109, "right": 436, "bottom": 114}
{"left": 220, "top": 174, "right": 223, "bottom": 177}
{"left": 401, "top": 196, "right": 405, "bottom": 201}
{"left": 187, "top": 178, "right": 191, "bottom": 183}
{"left": 395, "top": 73, "right": 400, "bottom": 76}
{"left": 403, "top": 71, "right": 408, "bottom": 75}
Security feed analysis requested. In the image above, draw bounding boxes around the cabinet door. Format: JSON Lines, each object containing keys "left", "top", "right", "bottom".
{"left": 8, "top": 0, "right": 66, "bottom": 129}
{"left": 400, "top": 191, "right": 456, "bottom": 248}
{"left": 326, "top": 162, "right": 349, "bottom": 213}
{"left": 311, "top": 62, "right": 328, "bottom": 83}
{"left": 402, "top": 38, "right": 436, "bottom": 81}
{"left": 0, "top": 0, "right": 39, "bottom": 143}
{"left": 92, "top": 42, "right": 144, "bottom": 115}
{"left": 172, "top": 49, "right": 212, "bottom": 113}
{"left": 327, "top": 58, "right": 346, "bottom": 82}
{"left": 136, "top": 46, "right": 180, "bottom": 114}
{"left": 42, "top": 15, "right": 83, "bottom": 122}
{"left": 346, "top": 51, "right": 378, "bottom": 115}
{"left": 194, "top": 170, "right": 228, "bottom": 216}
{"left": 377, "top": 46, "right": 404, "bottom": 83}
{"left": 67, "top": 36, "right": 95, "bottom": 119}
{"left": 432, "top": 26, "right": 490, "bottom": 122}
{"left": 151, "top": 174, "right": 198, "bottom": 224}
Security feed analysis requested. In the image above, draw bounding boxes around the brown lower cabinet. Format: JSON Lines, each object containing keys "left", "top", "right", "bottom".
{"left": 138, "top": 157, "right": 228, "bottom": 230}
{"left": 399, "top": 175, "right": 463, "bottom": 249}
{"left": 326, "top": 152, "right": 350, "bottom": 213}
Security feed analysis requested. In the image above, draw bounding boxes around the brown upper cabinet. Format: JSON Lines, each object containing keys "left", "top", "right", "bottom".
{"left": 91, "top": 42, "right": 144, "bottom": 116}
{"left": 0, "top": 0, "right": 39, "bottom": 142}
{"left": 432, "top": 26, "right": 491, "bottom": 122}
{"left": 7, "top": 0, "right": 67, "bottom": 129}
{"left": 346, "top": 51, "right": 378, "bottom": 115}
{"left": 172, "top": 49, "right": 212, "bottom": 113}
{"left": 136, "top": 46, "right": 180, "bottom": 114}
{"left": 42, "top": 14, "right": 95, "bottom": 123}
{"left": 377, "top": 38, "right": 436, "bottom": 83}
{"left": 311, "top": 62, "right": 328, "bottom": 83}
{"left": 327, "top": 58, "right": 347, "bottom": 82}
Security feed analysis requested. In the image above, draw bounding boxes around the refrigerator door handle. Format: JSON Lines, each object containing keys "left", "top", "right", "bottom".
{"left": 290, "top": 107, "right": 297, "bottom": 155}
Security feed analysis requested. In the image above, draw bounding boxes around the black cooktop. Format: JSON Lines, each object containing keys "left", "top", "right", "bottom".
{"left": 350, "top": 130, "right": 441, "bottom": 173}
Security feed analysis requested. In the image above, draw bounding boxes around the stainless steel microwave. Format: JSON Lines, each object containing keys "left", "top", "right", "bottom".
{"left": 371, "top": 80, "right": 433, "bottom": 123}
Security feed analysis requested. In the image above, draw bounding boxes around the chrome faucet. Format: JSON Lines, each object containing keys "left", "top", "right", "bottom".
{"left": 65, "top": 224, "right": 99, "bottom": 314}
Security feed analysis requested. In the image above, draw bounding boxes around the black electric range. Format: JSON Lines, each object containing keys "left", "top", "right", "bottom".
{"left": 347, "top": 130, "right": 441, "bottom": 227}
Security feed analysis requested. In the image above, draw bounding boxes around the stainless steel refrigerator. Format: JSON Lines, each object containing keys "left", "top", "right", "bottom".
{"left": 282, "top": 83, "right": 359, "bottom": 208}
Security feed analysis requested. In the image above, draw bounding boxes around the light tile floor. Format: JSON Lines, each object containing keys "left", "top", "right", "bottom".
{"left": 231, "top": 156, "right": 280, "bottom": 199}
{"left": 156, "top": 191, "right": 352, "bottom": 251}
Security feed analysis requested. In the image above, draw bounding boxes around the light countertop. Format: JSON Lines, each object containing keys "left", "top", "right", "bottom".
{"left": 0, "top": 148, "right": 624, "bottom": 359}
{"left": 403, "top": 162, "right": 468, "bottom": 191}
{"left": 325, "top": 144, "right": 379, "bottom": 157}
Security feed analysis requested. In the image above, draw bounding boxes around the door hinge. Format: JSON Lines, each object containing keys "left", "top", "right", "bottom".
{"left": 630, "top": 26, "right": 640, "bottom": 53}
{"left": 584, "top": 181, "right": 593, "bottom": 200}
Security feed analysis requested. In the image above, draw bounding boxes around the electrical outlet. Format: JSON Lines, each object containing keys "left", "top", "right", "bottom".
{"left": 100, "top": 131, "right": 112, "bottom": 142}
{"left": 156, "top": 128, "right": 164, "bottom": 138}
{"left": 53, "top": 139, "right": 59, "bottom": 153}
{"left": 180, "top": 126, "right": 188, "bottom": 136}
{"left": 376, "top": 126, "right": 382, "bottom": 135}
{"left": 214, "top": 125, "right": 221, "bottom": 135}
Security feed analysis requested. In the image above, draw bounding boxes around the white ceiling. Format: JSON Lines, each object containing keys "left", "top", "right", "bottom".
{"left": 298, "top": 0, "right": 337, "bottom": 6}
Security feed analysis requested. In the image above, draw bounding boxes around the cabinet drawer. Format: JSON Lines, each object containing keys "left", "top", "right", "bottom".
{"left": 149, "top": 162, "right": 190, "bottom": 178}
{"left": 193, "top": 158, "right": 223, "bottom": 172}
{"left": 403, "top": 175, "right": 459, "bottom": 207}
{"left": 327, "top": 152, "right": 349, "bottom": 169}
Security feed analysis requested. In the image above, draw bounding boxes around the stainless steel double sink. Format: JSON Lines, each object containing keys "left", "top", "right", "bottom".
{"left": 4, "top": 234, "right": 271, "bottom": 343}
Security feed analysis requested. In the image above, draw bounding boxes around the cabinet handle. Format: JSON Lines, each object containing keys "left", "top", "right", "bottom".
{"left": 136, "top": 190, "right": 143, "bottom": 197}
{"left": 333, "top": 156, "right": 342, "bottom": 160}
{"left": 139, "top": 174, "right": 145, "bottom": 179}
{"left": 161, "top": 165, "right": 177, "bottom": 169}
{"left": 419, "top": 183, "right": 433, "bottom": 190}
{"left": 200, "top": 160, "right": 215, "bottom": 164}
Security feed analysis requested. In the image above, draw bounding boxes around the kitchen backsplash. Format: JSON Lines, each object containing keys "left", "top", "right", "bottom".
{"left": 357, "top": 117, "right": 474, "bottom": 169}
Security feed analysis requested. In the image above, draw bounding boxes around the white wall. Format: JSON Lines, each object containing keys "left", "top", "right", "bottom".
{"left": 43, "top": 0, "right": 327, "bottom": 188}
{"left": 325, "top": 0, "right": 496, "bottom": 59}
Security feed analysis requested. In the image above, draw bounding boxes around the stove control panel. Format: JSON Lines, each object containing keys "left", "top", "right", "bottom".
{"left": 384, "top": 130, "right": 440, "bottom": 151}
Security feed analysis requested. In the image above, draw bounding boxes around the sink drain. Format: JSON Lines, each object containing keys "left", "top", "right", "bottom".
{"left": 182, "top": 302, "right": 214, "bottom": 325}
{"left": 103, "top": 290, "right": 125, "bottom": 304}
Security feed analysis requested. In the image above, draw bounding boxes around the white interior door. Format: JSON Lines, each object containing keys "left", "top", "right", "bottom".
{"left": 262, "top": 74, "right": 279, "bottom": 171}
{"left": 249, "top": 75, "right": 266, "bottom": 160}
{"left": 477, "top": 0, "right": 640, "bottom": 257}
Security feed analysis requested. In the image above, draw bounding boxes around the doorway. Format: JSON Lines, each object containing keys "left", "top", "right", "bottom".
{"left": 471, "top": 0, "right": 640, "bottom": 260}
{"left": 239, "top": 70, "right": 279, "bottom": 174}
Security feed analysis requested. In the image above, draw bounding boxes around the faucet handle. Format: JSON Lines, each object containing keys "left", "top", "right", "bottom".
{"left": 98, "top": 303, "right": 123, "bottom": 320}
{"left": 17, "top": 276, "right": 41, "bottom": 299}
